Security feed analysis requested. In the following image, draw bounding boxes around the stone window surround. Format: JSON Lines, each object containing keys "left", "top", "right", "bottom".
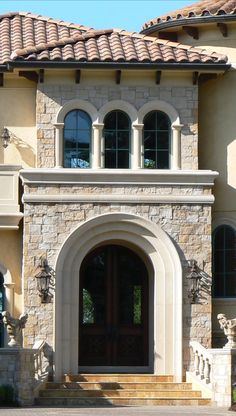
{"left": 54, "top": 99, "right": 183, "bottom": 170}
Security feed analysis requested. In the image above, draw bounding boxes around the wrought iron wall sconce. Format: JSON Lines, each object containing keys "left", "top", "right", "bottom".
{"left": 1, "top": 127, "right": 10, "bottom": 148}
{"left": 187, "top": 259, "right": 202, "bottom": 303}
{"left": 35, "top": 258, "right": 55, "bottom": 303}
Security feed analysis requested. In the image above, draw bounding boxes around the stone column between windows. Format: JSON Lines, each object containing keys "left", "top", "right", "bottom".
{"left": 4, "top": 282, "right": 15, "bottom": 315}
{"left": 132, "top": 123, "right": 144, "bottom": 169}
{"left": 92, "top": 123, "right": 104, "bottom": 169}
{"left": 171, "top": 124, "right": 184, "bottom": 170}
{"left": 54, "top": 123, "right": 64, "bottom": 168}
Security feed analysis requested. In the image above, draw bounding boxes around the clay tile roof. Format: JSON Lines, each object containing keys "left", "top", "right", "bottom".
{"left": 0, "top": 11, "right": 93, "bottom": 63}
{"left": 0, "top": 11, "right": 228, "bottom": 65}
{"left": 143, "top": 0, "right": 236, "bottom": 30}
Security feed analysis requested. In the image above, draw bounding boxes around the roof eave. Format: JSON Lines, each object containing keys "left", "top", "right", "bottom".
{"left": 141, "top": 14, "right": 236, "bottom": 35}
{"left": 7, "top": 61, "right": 230, "bottom": 71}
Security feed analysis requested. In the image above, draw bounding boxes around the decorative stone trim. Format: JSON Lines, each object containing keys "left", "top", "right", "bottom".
{"left": 171, "top": 124, "right": 184, "bottom": 170}
{"left": 52, "top": 98, "right": 184, "bottom": 171}
{"left": 54, "top": 122, "right": 64, "bottom": 168}
{"left": 20, "top": 168, "right": 219, "bottom": 186}
{"left": 0, "top": 213, "right": 24, "bottom": 230}
{"left": 98, "top": 100, "right": 138, "bottom": 124}
{"left": 55, "top": 99, "right": 98, "bottom": 124}
{"left": 132, "top": 123, "right": 144, "bottom": 169}
{"left": 92, "top": 123, "right": 104, "bottom": 169}
{"left": 54, "top": 213, "right": 183, "bottom": 381}
{"left": 22, "top": 193, "right": 215, "bottom": 204}
{"left": 0, "top": 165, "right": 23, "bottom": 229}
{"left": 138, "top": 100, "right": 180, "bottom": 125}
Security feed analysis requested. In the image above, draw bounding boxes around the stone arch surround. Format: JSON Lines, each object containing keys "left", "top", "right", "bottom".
{"left": 54, "top": 213, "right": 183, "bottom": 381}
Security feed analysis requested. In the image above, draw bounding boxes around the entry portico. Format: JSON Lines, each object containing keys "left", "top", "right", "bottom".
{"left": 54, "top": 212, "right": 183, "bottom": 381}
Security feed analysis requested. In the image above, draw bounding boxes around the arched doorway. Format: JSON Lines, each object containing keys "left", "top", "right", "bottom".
{"left": 79, "top": 244, "right": 148, "bottom": 370}
{"left": 54, "top": 213, "right": 182, "bottom": 381}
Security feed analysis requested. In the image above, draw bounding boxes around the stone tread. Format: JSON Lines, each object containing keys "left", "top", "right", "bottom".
{"left": 45, "top": 382, "right": 193, "bottom": 391}
{"left": 35, "top": 397, "right": 211, "bottom": 406}
{"left": 65, "top": 374, "right": 174, "bottom": 382}
{"left": 39, "top": 389, "right": 202, "bottom": 398}
{"left": 36, "top": 375, "right": 210, "bottom": 407}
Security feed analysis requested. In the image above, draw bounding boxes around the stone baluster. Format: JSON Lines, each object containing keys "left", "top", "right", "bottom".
{"left": 204, "top": 358, "right": 211, "bottom": 384}
{"left": 194, "top": 350, "right": 200, "bottom": 375}
{"left": 199, "top": 354, "right": 205, "bottom": 379}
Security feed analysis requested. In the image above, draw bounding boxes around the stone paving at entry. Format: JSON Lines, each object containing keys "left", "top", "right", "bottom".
{"left": 0, "top": 407, "right": 233, "bottom": 416}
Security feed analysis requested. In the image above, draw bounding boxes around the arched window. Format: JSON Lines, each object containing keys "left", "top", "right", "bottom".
{"left": 63, "top": 110, "right": 92, "bottom": 168}
{"left": 103, "top": 110, "right": 131, "bottom": 169}
{"left": 143, "top": 111, "right": 170, "bottom": 169}
{"left": 213, "top": 225, "right": 236, "bottom": 297}
{"left": 0, "top": 273, "right": 4, "bottom": 347}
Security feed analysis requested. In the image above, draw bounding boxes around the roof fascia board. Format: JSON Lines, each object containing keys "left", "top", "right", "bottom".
{"left": 7, "top": 61, "right": 230, "bottom": 71}
{"left": 141, "top": 15, "right": 236, "bottom": 34}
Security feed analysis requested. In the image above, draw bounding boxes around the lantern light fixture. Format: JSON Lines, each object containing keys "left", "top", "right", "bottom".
{"left": 35, "top": 258, "right": 54, "bottom": 303}
{"left": 187, "top": 259, "right": 202, "bottom": 304}
{"left": 1, "top": 127, "right": 10, "bottom": 148}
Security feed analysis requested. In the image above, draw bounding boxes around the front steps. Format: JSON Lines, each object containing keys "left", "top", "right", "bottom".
{"left": 36, "top": 374, "right": 211, "bottom": 406}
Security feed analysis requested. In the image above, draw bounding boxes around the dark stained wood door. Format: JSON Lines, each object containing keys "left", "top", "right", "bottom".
{"left": 79, "top": 245, "right": 148, "bottom": 367}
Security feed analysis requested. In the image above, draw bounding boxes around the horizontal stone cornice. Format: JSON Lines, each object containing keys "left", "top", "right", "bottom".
{"left": 20, "top": 169, "right": 219, "bottom": 186}
{"left": 0, "top": 213, "right": 24, "bottom": 230}
{"left": 0, "top": 164, "right": 22, "bottom": 172}
{"left": 22, "top": 194, "right": 215, "bottom": 205}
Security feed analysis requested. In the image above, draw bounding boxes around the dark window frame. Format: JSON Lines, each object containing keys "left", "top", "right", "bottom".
{"left": 103, "top": 110, "right": 131, "bottom": 169}
{"left": 63, "top": 109, "right": 92, "bottom": 169}
{"left": 213, "top": 225, "right": 236, "bottom": 298}
{"left": 143, "top": 110, "right": 171, "bottom": 169}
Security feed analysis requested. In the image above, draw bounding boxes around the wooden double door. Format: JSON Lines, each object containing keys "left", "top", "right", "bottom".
{"left": 79, "top": 244, "right": 149, "bottom": 367}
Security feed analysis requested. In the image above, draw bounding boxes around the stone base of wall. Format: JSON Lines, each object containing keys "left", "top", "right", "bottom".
{"left": 0, "top": 348, "right": 36, "bottom": 406}
{"left": 211, "top": 349, "right": 236, "bottom": 407}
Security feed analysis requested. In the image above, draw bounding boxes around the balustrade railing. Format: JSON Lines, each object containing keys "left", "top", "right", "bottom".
{"left": 33, "top": 339, "right": 46, "bottom": 381}
{"left": 190, "top": 341, "right": 212, "bottom": 385}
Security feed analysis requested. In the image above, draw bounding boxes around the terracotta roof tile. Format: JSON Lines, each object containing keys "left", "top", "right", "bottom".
{"left": 0, "top": 11, "right": 228, "bottom": 65}
{"left": 0, "top": 11, "right": 92, "bottom": 63}
{"left": 9, "top": 28, "right": 228, "bottom": 65}
{"left": 143, "top": 0, "right": 236, "bottom": 30}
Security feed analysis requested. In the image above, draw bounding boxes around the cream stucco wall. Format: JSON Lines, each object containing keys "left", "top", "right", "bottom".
{"left": 0, "top": 75, "right": 36, "bottom": 168}
{"left": 145, "top": 19, "right": 236, "bottom": 343}
{"left": 175, "top": 22, "right": 236, "bottom": 340}
{"left": 0, "top": 75, "right": 36, "bottom": 325}
{"left": 0, "top": 229, "right": 22, "bottom": 316}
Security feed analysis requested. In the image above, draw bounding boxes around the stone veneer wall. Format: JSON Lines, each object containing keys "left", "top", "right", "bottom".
{"left": 36, "top": 84, "right": 198, "bottom": 170}
{"left": 22, "top": 81, "right": 211, "bottom": 375}
{"left": 23, "top": 182, "right": 212, "bottom": 372}
{"left": 0, "top": 349, "right": 35, "bottom": 405}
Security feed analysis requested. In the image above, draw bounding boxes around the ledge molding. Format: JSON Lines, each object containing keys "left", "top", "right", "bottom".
{"left": 20, "top": 169, "right": 219, "bottom": 186}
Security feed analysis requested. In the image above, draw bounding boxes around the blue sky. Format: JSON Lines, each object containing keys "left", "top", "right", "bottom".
{"left": 0, "top": 1, "right": 192, "bottom": 32}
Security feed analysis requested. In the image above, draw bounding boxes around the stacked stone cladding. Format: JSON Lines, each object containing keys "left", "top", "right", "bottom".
{"left": 36, "top": 84, "right": 198, "bottom": 170}
{"left": 23, "top": 81, "right": 211, "bottom": 374}
{"left": 23, "top": 180, "right": 212, "bottom": 372}
{"left": 0, "top": 349, "right": 35, "bottom": 405}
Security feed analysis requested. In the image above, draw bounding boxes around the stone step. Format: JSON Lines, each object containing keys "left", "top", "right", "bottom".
{"left": 36, "top": 374, "right": 210, "bottom": 407}
{"left": 39, "top": 388, "right": 202, "bottom": 398}
{"left": 64, "top": 374, "right": 174, "bottom": 383}
{"left": 35, "top": 397, "right": 211, "bottom": 406}
{"left": 45, "top": 381, "right": 193, "bottom": 391}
